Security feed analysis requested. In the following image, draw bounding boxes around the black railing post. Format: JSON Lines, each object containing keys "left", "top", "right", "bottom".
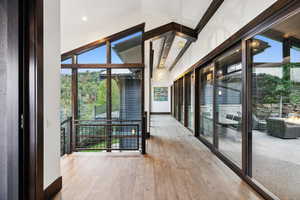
{"left": 60, "top": 128, "right": 66, "bottom": 156}
{"left": 68, "top": 117, "right": 73, "bottom": 154}
{"left": 72, "top": 118, "right": 76, "bottom": 152}
{"left": 145, "top": 111, "right": 150, "bottom": 139}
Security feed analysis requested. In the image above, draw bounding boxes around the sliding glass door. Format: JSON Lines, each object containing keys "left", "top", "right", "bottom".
{"left": 172, "top": 3, "right": 300, "bottom": 199}
{"left": 185, "top": 72, "right": 194, "bottom": 131}
{"left": 215, "top": 45, "right": 243, "bottom": 167}
{"left": 249, "top": 11, "right": 300, "bottom": 200}
{"left": 199, "top": 65, "right": 214, "bottom": 144}
{"left": 178, "top": 78, "right": 184, "bottom": 124}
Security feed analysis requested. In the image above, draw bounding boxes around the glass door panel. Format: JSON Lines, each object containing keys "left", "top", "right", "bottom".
{"left": 250, "top": 11, "right": 300, "bottom": 200}
{"left": 199, "top": 65, "right": 214, "bottom": 143}
{"left": 215, "top": 45, "right": 243, "bottom": 167}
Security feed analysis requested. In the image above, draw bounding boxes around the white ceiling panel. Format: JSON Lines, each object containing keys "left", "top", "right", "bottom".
{"left": 61, "top": 0, "right": 213, "bottom": 53}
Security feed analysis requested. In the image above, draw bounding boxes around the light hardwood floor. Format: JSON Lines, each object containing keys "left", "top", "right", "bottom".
{"left": 53, "top": 115, "right": 263, "bottom": 200}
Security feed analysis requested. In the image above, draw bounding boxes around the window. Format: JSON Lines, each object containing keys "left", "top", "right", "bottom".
{"left": 178, "top": 78, "right": 184, "bottom": 124}
{"left": 111, "top": 32, "right": 142, "bottom": 64}
{"left": 174, "top": 81, "right": 179, "bottom": 120}
{"left": 185, "top": 72, "right": 194, "bottom": 131}
{"left": 61, "top": 58, "right": 72, "bottom": 64}
{"left": 215, "top": 45, "right": 242, "bottom": 167}
{"left": 78, "top": 68, "right": 107, "bottom": 120}
{"left": 77, "top": 45, "right": 106, "bottom": 64}
{"left": 250, "top": 11, "right": 300, "bottom": 200}
{"left": 60, "top": 69, "right": 72, "bottom": 121}
{"left": 111, "top": 68, "right": 142, "bottom": 121}
{"left": 199, "top": 65, "right": 214, "bottom": 144}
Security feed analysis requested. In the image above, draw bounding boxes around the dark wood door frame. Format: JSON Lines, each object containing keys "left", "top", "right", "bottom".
{"left": 22, "top": 0, "right": 44, "bottom": 199}
{"left": 1, "top": 0, "right": 44, "bottom": 199}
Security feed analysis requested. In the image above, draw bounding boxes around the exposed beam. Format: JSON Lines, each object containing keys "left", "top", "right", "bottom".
{"left": 156, "top": 36, "right": 166, "bottom": 68}
{"left": 158, "top": 32, "right": 176, "bottom": 68}
{"left": 61, "top": 23, "right": 145, "bottom": 60}
{"left": 144, "top": 22, "right": 197, "bottom": 41}
{"left": 169, "top": 40, "right": 193, "bottom": 71}
{"left": 174, "top": 0, "right": 299, "bottom": 81}
{"left": 165, "top": 0, "right": 225, "bottom": 71}
{"left": 61, "top": 63, "right": 144, "bottom": 69}
{"left": 194, "top": 0, "right": 224, "bottom": 34}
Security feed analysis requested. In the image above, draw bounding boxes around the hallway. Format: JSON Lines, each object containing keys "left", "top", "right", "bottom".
{"left": 54, "top": 115, "right": 262, "bottom": 200}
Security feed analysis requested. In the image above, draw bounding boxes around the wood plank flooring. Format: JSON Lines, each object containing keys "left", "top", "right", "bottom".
{"left": 53, "top": 115, "right": 263, "bottom": 200}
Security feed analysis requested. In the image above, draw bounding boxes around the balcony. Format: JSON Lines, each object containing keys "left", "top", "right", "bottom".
{"left": 53, "top": 115, "right": 262, "bottom": 200}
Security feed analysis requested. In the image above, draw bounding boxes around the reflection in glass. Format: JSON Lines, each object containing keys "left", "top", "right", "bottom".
{"left": 174, "top": 81, "right": 179, "bottom": 120}
{"left": 111, "top": 32, "right": 142, "bottom": 64}
{"left": 215, "top": 45, "right": 242, "bottom": 167}
{"left": 251, "top": 11, "right": 300, "bottom": 200}
{"left": 185, "top": 73, "right": 194, "bottom": 130}
{"left": 199, "top": 65, "right": 214, "bottom": 143}
{"left": 190, "top": 73, "right": 195, "bottom": 130}
{"left": 178, "top": 78, "right": 184, "bottom": 124}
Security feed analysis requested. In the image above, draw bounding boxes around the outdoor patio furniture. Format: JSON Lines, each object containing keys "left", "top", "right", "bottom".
{"left": 253, "top": 114, "right": 267, "bottom": 131}
{"left": 266, "top": 118, "right": 300, "bottom": 139}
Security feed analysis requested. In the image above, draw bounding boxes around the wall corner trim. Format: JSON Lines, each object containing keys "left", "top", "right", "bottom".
{"left": 44, "top": 176, "right": 62, "bottom": 199}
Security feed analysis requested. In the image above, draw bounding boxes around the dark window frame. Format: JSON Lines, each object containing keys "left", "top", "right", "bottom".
{"left": 172, "top": 1, "right": 300, "bottom": 200}
{"left": 60, "top": 24, "right": 146, "bottom": 154}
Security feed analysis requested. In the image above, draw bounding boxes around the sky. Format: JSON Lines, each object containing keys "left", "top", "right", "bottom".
{"left": 61, "top": 32, "right": 142, "bottom": 65}
{"left": 62, "top": 33, "right": 300, "bottom": 75}
{"left": 253, "top": 35, "right": 300, "bottom": 63}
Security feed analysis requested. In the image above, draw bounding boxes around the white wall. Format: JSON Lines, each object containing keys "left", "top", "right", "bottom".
{"left": 170, "top": 0, "right": 277, "bottom": 80}
{"left": 44, "top": 0, "right": 61, "bottom": 189}
{"left": 151, "top": 67, "right": 172, "bottom": 113}
{"left": 151, "top": 84, "right": 171, "bottom": 113}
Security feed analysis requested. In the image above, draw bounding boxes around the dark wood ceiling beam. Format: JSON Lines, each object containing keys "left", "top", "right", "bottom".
{"left": 61, "top": 23, "right": 145, "bottom": 60}
{"left": 144, "top": 22, "right": 197, "bottom": 41}
{"left": 144, "top": 23, "right": 174, "bottom": 41}
{"left": 174, "top": 0, "right": 299, "bottom": 81}
{"left": 156, "top": 36, "right": 166, "bottom": 68}
{"left": 159, "top": 32, "right": 176, "bottom": 68}
{"left": 168, "top": 40, "right": 193, "bottom": 71}
{"left": 173, "top": 23, "right": 197, "bottom": 41}
{"left": 168, "top": 0, "right": 224, "bottom": 71}
{"left": 194, "top": 0, "right": 224, "bottom": 34}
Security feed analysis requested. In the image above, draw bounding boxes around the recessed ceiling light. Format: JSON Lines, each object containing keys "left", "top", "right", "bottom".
{"left": 178, "top": 41, "right": 185, "bottom": 48}
{"left": 82, "top": 16, "right": 88, "bottom": 21}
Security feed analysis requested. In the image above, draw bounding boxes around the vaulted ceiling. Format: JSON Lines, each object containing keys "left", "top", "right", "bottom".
{"left": 61, "top": 0, "right": 214, "bottom": 53}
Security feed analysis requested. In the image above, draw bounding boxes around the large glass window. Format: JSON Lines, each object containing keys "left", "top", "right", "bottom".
{"left": 60, "top": 69, "right": 72, "bottom": 121}
{"left": 78, "top": 45, "right": 107, "bottom": 64}
{"left": 174, "top": 81, "right": 179, "bottom": 120}
{"left": 111, "top": 32, "right": 142, "bottom": 64}
{"left": 78, "top": 69, "right": 107, "bottom": 120}
{"left": 178, "top": 78, "right": 184, "bottom": 124}
{"left": 111, "top": 68, "right": 142, "bottom": 121}
{"left": 61, "top": 58, "right": 72, "bottom": 64}
{"left": 250, "top": 11, "right": 300, "bottom": 200}
{"left": 215, "top": 45, "right": 242, "bottom": 167}
{"left": 185, "top": 72, "right": 194, "bottom": 131}
{"left": 199, "top": 65, "right": 214, "bottom": 144}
